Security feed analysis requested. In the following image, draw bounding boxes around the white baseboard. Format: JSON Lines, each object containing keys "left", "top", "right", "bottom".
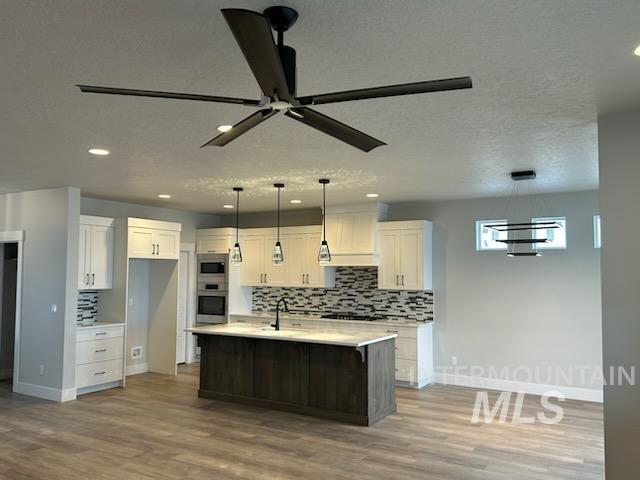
{"left": 77, "top": 381, "right": 122, "bottom": 396}
{"left": 15, "top": 381, "right": 77, "bottom": 403}
{"left": 125, "top": 362, "right": 149, "bottom": 376}
{"left": 433, "top": 373, "right": 603, "bottom": 403}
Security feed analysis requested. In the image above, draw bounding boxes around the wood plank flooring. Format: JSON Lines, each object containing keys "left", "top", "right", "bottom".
{"left": 0, "top": 365, "right": 603, "bottom": 480}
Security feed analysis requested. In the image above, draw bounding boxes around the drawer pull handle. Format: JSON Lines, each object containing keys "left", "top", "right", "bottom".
{"left": 394, "top": 368, "right": 398, "bottom": 372}
{"left": 292, "top": 322, "right": 301, "bottom": 327}
{"left": 95, "top": 349, "right": 107, "bottom": 353}
{"left": 386, "top": 330, "right": 398, "bottom": 333}
{"left": 94, "top": 372, "right": 106, "bottom": 376}
{"left": 95, "top": 332, "right": 107, "bottom": 336}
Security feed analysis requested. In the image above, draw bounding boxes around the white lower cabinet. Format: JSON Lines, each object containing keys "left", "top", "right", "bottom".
{"left": 76, "top": 325, "right": 124, "bottom": 393}
{"left": 76, "top": 359, "right": 124, "bottom": 389}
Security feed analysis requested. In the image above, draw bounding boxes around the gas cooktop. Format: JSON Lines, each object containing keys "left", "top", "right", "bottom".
{"left": 320, "top": 313, "right": 384, "bottom": 322}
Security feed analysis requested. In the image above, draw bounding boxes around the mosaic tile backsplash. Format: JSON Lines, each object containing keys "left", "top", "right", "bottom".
{"left": 77, "top": 291, "right": 99, "bottom": 323}
{"left": 252, "top": 267, "right": 434, "bottom": 322}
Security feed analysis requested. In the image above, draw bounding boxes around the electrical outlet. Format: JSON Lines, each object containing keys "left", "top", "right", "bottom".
{"left": 39, "top": 365, "right": 45, "bottom": 375}
{"left": 128, "top": 297, "right": 134, "bottom": 307}
{"left": 451, "top": 356, "right": 457, "bottom": 366}
{"left": 131, "top": 346, "right": 143, "bottom": 359}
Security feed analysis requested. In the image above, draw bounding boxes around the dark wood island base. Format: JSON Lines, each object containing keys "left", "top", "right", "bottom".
{"left": 196, "top": 335, "right": 396, "bottom": 426}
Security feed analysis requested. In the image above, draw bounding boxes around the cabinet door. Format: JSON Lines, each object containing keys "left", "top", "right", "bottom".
{"left": 197, "top": 236, "right": 230, "bottom": 254}
{"left": 89, "top": 225, "right": 114, "bottom": 289}
{"left": 155, "top": 229, "right": 180, "bottom": 259}
{"left": 400, "top": 229, "right": 423, "bottom": 290}
{"left": 286, "top": 234, "right": 308, "bottom": 287}
{"left": 378, "top": 231, "right": 401, "bottom": 289}
{"left": 239, "top": 236, "right": 264, "bottom": 286}
{"left": 128, "top": 227, "right": 155, "bottom": 258}
{"left": 304, "top": 234, "right": 330, "bottom": 287}
{"left": 78, "top": 224, "right": 91, "bottom": 289}
{"left": 263, "top": 236, "right": 288, "bottom": 286}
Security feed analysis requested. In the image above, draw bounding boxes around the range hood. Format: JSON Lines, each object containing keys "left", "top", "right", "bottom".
{"left": 323, "top": 203, "right": 388, "bottom": 266}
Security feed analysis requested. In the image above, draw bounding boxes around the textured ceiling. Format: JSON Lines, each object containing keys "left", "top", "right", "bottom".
{"left": 2, "top": 0, "right": 640, "bottom": 213}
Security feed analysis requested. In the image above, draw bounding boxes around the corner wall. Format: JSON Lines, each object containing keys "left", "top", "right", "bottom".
{"left": 598, "top": 110, "right": 640, "bottom": 479}
{"left": 0, "top": 187, "right": 80, "bottom": 400}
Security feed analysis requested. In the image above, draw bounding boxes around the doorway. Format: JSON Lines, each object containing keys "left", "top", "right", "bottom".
{"left": 0, "top": 231, "right": 23, "bottom": 393}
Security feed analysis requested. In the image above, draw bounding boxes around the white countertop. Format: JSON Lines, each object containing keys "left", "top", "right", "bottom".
{"left": 186, "top": 324, "right": 397, "bottom": 348}
{"left": 230, "top": 312, "right": 432, "bottom": 328}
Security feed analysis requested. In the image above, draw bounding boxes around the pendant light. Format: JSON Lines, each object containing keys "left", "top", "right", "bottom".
{"left": 231, "top": 187, "right": 243, "bottom": 266}
{"left": 272, "top": 183, "right": 285, "bottom": 266}
{"left": 318, "top": 178, "right": 331, "bottom": 265}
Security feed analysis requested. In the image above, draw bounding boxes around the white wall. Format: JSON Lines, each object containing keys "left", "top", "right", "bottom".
{"left": 0, "top": 187, "right": 80, "bottom": 400}
{"left": 387, "top": 191, "right": 602, "bottom": 396}
{"left": 81, "top": 197, "right": 220, "bottom": 243}
{"left": 598, "top": 110, "right": 640, "bottom": 479}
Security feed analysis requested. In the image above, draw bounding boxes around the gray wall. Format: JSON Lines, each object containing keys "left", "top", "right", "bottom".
{"left": 219, "top": 208, "right": 322, "bottom": 229}
{"left": 598, "top": 110, "right": 640, "bottom": 479}
{"left": 81, "top": 197, "right": 221, "bottom": 243}
{"left": 388, "top": 191, "right": 601, "bottom": 390}
{"left": 0, "top": 187, "right": 80, "bottom": 393}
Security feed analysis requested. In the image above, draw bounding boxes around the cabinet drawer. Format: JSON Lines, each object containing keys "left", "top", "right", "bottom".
{"left": 382, "top": 326, "right": 416, "bottom": 339}
{"left": 394, "top": 337, "right": 417, "bottom": 360}
{"left": 77, "top": 325, "right": 124, "bottom": 342}
{"left": 395, "top": 358, "right": 418, "bottom": 383}
{"left": 76, "top": 359, "right": 123, "bottom": 388}
{"left": 76, "top": 338, "right": 123, "bottom": 365}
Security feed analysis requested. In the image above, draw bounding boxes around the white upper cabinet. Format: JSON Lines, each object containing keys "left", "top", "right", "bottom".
{"left": 127, "top": 218, "right": 181, "bottom": 260}
{"left": 196, "top": 228, "right": 235, "bottom": 254}
{"left": 224, "top": 227, "right": 334, "bottom": 288}
{"left": 377, "top": 221, "right": 432, "bottom": 291}
{"left": 79, "top": 216, "right": 114, "bottom": 290}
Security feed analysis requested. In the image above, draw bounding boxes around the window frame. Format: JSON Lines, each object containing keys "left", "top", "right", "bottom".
{"left": 532, "top": 216, "right": 567, "bottom": 250}
{"left": 593, "top": 215, "right": 601, "bottom": 249}
{"left": 475, "top": 219, "right": 508, "bottom": 251}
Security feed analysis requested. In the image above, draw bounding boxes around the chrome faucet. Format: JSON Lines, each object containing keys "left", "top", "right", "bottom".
{"left": 271, "top": 297, "right": 289, "bottom": 331}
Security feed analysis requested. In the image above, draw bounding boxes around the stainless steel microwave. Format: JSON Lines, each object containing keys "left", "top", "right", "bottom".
{"left": 197, "top": 253, "right": 228, "bottom": 288}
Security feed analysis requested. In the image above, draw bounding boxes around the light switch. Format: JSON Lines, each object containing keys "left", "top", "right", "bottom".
{"left": 51, "top": 304, "right": 58, "bottom": 313}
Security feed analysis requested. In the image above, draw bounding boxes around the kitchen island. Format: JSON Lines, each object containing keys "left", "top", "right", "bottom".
{"left": 186, "top": 324, "right": 397, "bottom": 425}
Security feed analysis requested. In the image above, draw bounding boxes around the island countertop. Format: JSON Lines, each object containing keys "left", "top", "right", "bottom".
{"left": 186, "top": 323, "right": 397, "bottom": 348}
{"left": 230, "top": 312, "right": 433, "bottom": 328}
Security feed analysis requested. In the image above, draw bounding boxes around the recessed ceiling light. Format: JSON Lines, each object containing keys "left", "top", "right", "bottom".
{"left": 366, "top": 193, "right": 379, "bottom": 198}
{"left": 217, "top": 125, "right": 233, "bottom": 133}
{"left": 634, "top": 44, "right": 640, "bottom": 56}
{"left": 88, "top": 148, "right": 110, "bottom": 156}
{"left": 223, "top": 204, "right": 234, "bottom": 209}
{"left": 158, "top": 194, "right": 171, "bottom": 199}
{"left": 290, "top": 199, "right": 302, "bottom": 204}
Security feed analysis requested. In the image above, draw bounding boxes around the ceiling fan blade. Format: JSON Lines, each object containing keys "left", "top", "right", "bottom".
{"left": 76, "top": 85, "right": 261, "bottom": 106}
{"left": 296, "top": 76, "right": 472, "bottom": 106}
{"left": 221, "top": 9, "right": 290, "bottom": 101}
{"left": 285, "top": 107, "right": 386, "bottom": 152}
{"left": 201, "top": 109, "right": 277, "bottom": 147}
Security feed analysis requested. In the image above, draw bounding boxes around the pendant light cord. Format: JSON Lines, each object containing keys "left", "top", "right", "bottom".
{"left": 322, "top": 182, "right": 327, "bottom": 241}
{"left": 277, "top": 186, "right": 280, "bottom": 241}
{"left": 236, "top": 189, "right": 240, "bottom": 243}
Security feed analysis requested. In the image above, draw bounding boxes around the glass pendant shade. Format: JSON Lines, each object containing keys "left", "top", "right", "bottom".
{"left": 318, "top": 240, "right": 331, "bottom": 265}
{"left": 272, "top": 241, "right": 284, "bottom": 266}
{"left": 231, "top": 242, "right": 242, "bottom": 266}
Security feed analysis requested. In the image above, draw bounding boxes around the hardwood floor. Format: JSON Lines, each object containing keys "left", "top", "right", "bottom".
{"left": 0, "top": 365, "right": 603, "bottom": 480}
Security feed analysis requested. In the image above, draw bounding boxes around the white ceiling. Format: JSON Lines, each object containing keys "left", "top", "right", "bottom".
{"left": 2, "top": 0, "right": 639, "bottom": 213}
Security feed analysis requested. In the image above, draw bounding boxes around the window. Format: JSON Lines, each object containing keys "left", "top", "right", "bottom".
{"left": 593, "top": 215, "right": 601, "bottom": 249}
{"left": 476, "top": 219, "right": 508, "bottom": 251}
{"left": 532, "top": 216, "right": 566, "bottom": 249}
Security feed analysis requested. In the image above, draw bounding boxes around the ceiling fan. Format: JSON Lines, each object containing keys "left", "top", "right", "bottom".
{"left": 77, "top": 6, "right": 472, "bottom": 152}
